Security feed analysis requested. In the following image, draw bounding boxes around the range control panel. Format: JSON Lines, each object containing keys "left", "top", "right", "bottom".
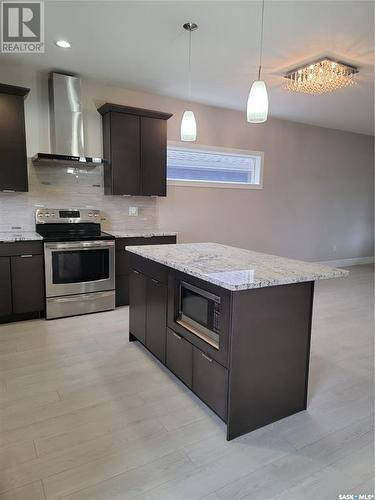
{"left": 35, "top": 208, "right": 101, "bottom": 224}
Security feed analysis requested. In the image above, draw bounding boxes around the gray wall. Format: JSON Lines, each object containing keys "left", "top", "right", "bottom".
{"left": 0, "top": 62, "right": 373, "bottom": 261}
{"left": 159, "top": 112, "right": 374, "bottom": 262}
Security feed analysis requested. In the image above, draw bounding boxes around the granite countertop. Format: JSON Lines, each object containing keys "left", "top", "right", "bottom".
{"left": 0, "top": 231, "right": 43, "bottom": 242}
{"left": 126, "top": 242, "right": 348, "bottom": 291}
{"left": 111, "top": 230, "right": 178, "bottom": 238}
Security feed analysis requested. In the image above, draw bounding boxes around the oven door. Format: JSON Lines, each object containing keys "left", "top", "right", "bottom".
{"left": 44, "top": 240, "right": 115, "bottom": 297}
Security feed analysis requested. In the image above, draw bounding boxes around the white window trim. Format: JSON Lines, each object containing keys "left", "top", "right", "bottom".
{"left": 167, "top": 141, "right": 264, "bottom": 190}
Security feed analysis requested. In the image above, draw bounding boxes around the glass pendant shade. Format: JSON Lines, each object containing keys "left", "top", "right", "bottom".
{"left": 247, "top": 80, "right": 269, "bottom": 123}
{"left": 180, "top": 110, "right": 197, "bottom": 141}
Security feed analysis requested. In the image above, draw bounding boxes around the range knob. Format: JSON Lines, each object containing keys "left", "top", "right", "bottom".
{"left": 45, "top": 213, "right": 50, "bottom": 217}
{"left": 88, "top": 212, "right": 93, "bottom": 217}
{"left": 94, "top": 213, "right": 99, "bottom": 217}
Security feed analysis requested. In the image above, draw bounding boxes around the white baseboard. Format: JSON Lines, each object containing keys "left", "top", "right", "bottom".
{"left": 317, "top": 256, "right": 374, "bottom": 267}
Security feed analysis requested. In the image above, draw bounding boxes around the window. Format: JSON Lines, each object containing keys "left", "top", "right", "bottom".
{"left": 167, "top": 142, "right": 263, "bottom": 189}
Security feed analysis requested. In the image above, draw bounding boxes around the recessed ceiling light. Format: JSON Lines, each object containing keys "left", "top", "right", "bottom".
{"left": 55, "top": 40, "right": 71, "bottom": 49}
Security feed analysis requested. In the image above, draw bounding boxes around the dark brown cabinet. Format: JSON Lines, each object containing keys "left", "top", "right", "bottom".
{"left": 11, "top": 255, "right": 44, "bottom": 314}
{"left": 129, "top": 253, "right": 315, "bottom": 441}
{"left": 115, "top": 235, "right": 176, "bottom": 307}
{"left": 166, "top": 328, "right": 193, "bottom": 388}
{"left": 129, "top": 259, "right": 168, "bottom": 363}
{"left": 0, "top": 241, "right": 44, "bottom": 322}
{"left": 141, "top": 117, "right": 167, "bottom": 196}
{"left": 192, "top": 347, "right": 228, "bottom": 420}
{"left": 0, "top": 257, "right": 12, "bottom": 316}
{"left": 0, "top": 84, "right": 30, "bottom": 192}
{"left": 146, "top": 278, "right": 167, "bottom": 362}
{"left": 129, "top": 270, "right": 147, "bottom": 343}
{"left": 98, "top": 104, "right": 172, "bottom": 196}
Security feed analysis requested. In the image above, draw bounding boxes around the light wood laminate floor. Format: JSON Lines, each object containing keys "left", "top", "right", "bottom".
{"left": 0, "top": 265, "right": 373, "bottom": 500}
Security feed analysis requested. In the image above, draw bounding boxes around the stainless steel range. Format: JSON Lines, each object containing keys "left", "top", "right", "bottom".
{"left": 36, "top": 208, "right": 115, "bottom": 319}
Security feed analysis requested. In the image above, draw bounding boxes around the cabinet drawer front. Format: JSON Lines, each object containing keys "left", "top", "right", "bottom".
{"left": 166, "top": 328, "right": 193, "bottom": 388}
{"left": 116, "top": 236, "right": 176, "bottom": 276}
{"left": 0, "top": 241, "right": 43, "bottom": 257}
{"left": 129, "top": 254, "right": 167, "bottom": 284}
{"left": 193, "top": 347, "right": 228, "bottom": 421}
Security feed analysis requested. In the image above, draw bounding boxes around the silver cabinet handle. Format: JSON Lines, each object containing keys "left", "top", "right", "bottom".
{"left": 173, "top": 332, "right": 182, "bottom": 340}
{"left": 202, "top": 352, "right": 213, "bottom": 363}
{"left": 151, "top": 278, "right": 159, "bottom": 285}
{"left": 20, "top": 254, "right": 33, "bottom": 258}
{"left": 2, "top": 189, "right": 15, "bottom": 193}
{"left": 132, "top": 270, "right": 140, "bottom": 275}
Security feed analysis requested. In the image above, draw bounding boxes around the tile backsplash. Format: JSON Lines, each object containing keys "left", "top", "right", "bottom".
{"left": 0, "top": 161, "right": 158, "bottom": 232}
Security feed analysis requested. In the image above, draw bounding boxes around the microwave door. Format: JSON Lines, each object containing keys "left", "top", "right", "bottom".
{"left": 178, "top": 281, "right": 220, "bottom": 349}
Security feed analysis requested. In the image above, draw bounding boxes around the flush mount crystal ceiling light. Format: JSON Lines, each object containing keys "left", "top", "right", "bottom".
{"left": 284, "top": 58, "right": 358, "bottom": 94}
{"left": 247, "top": 0, "right": 269, "bottom": 124}
{"left": 180, "top": 22, "right": 198, "bottom": 142}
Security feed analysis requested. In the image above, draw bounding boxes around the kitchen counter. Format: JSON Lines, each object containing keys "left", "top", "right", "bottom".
{"left": 0, "top": 231, "right": 43, "bottom": 242}
{"left": 125, "top": 242, "right": 348, "bottom": 291}
{"left": 111, "top": 230, "right": 178, "bottom": 238}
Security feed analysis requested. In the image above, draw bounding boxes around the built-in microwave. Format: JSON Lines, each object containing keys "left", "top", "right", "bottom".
{"left": 177, "top": 281, "right": 221, "bottom": 350}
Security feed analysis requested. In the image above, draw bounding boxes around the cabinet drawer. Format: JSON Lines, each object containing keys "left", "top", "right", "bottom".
{"left": 129, "top": 254, "right": 167, "bottom": 284}
{"left": 0, "top": 241, "right": 43, "bottom": 257}
{"left": 193, "top": 347, "right": 228, "bottom": 421}
{"left": 166, "top": 328, "right": 193, "bottom": 388}
{"left": 116, "top": 236, "right": 176, "bottom": 277}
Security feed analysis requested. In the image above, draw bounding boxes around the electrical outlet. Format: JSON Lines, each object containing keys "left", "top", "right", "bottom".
{"left": 128, "top": 206, "right": 139, "bottom": 217}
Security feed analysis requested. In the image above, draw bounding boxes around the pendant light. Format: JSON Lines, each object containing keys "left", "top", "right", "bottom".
{"left": 247, "top": 0, "right": 268, "bottom": 123}
{"left": 181, "top": 22, "right": 198, "bottom": 141}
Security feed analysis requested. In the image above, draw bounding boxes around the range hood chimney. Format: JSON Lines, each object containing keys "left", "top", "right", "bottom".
{"left": 33, "top": 72, "right": 102, "bottom": 167}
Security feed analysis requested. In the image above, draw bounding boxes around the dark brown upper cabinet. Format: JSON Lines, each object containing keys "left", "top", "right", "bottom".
{"left": 98, "top": 104, "right": 172, "bottom": 196}
{"left": 0, "top": 83, "right": 30, "bottom": 192}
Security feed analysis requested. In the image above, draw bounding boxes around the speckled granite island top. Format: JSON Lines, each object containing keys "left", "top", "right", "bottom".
{"left": 126, "top": 242, "right": 348, "bottom": 291}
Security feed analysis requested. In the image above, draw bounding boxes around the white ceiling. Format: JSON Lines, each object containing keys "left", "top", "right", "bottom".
{"left": 1, "top": 0, "right": 374, "bottom": 135}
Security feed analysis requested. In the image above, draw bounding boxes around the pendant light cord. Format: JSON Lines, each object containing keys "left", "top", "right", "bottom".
{"left": 188, "top": 27, "right": 192, "bottom": 107}
{"left": 258, "top": 0, "right": 265, "bottom": 80}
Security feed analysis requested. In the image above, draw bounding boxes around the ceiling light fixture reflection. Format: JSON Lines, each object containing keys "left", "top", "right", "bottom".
{"left": 55, "top": 40, "right": 71, "bottom": 49}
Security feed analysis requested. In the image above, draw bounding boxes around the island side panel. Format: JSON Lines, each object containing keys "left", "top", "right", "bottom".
{"left": 227, "top": 281, "right": 314, "bottom": 441}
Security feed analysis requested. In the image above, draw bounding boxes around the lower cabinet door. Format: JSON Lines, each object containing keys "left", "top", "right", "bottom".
{"left": 129, "top": 270, "right": 147, "bottom": 343}
{"left": 11, "top": 254, "right": 44, "bottom": 314}
{"left": 193, "top": 347, "right": 228, "bottom": 421}
{"left": 0, "top": 257, "right": 12, "bottom": 316}
{"left": 146, "top": 278, "right": 167, "bottom": 363}
{"left": 166, "top": 328, "right": 193, "bottom": 388}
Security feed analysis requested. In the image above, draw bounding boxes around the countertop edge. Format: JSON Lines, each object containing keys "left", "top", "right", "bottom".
{"left": 126, "top": 245, "right": 349, "bottom": 291}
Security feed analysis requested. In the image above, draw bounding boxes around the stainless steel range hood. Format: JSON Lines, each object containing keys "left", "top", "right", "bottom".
{"left": 33, "top": 73, "right": 102, "bottom": 167}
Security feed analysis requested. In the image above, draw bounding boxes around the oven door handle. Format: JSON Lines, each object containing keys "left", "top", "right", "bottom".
{"left": 45, "top": 241, "right": 114, "bottom": 250}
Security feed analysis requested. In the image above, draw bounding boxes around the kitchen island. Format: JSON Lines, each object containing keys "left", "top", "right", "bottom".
{"left": 126, "top": 243, "right": 348, "bottom": 440}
